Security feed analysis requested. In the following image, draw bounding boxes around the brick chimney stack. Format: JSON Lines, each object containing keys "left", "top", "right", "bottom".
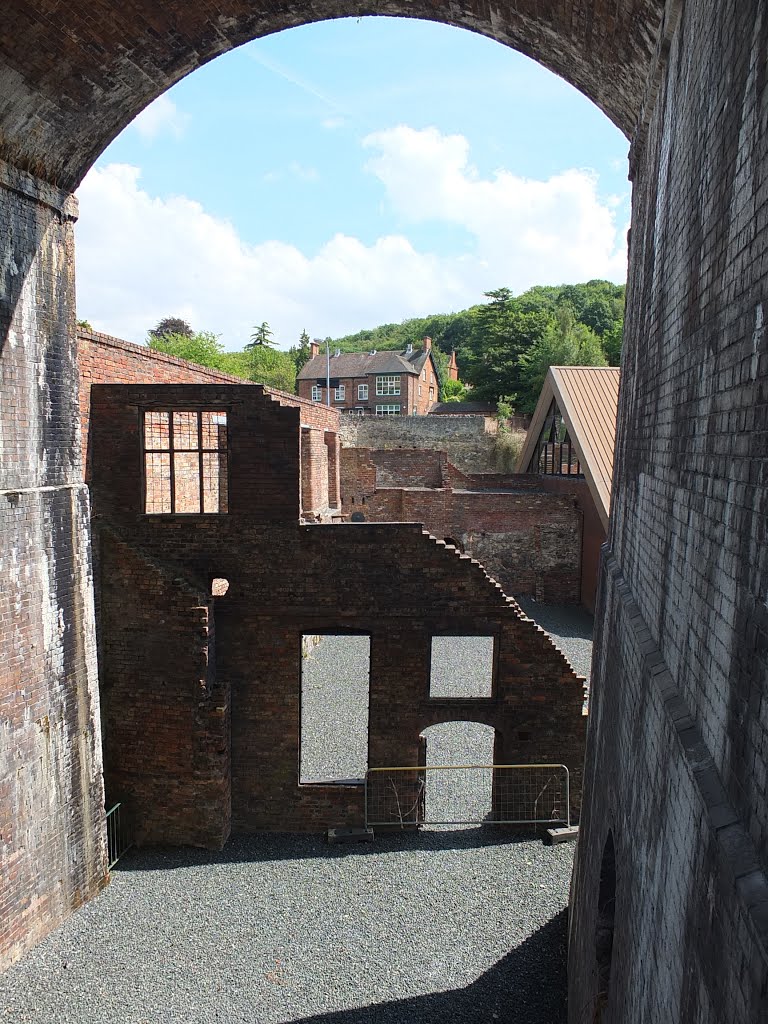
{"left": 448, "top": 349, "right": 459, "bottom": 381}
{"left": 422, "top": 336, "right": 432, "bottom": 352}
{"left": 310, "top": 340, "right": 320, "bottom": 358}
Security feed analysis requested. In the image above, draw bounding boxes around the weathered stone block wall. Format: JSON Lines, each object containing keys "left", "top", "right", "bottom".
{"left": 0, "top": 166, "right": 107, "bottom": 971}
{"left": 90, "top": 385, "right": 587, "bottom": 838}
{"left": 340, "top": 414, "right": 504, "bottom": 473}
{"left": 569, "top": 1, "right": 768, "bottom": 1021}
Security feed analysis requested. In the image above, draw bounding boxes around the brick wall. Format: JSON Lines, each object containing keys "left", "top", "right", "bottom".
{"left": 341, "top": 448, "right": 587, "bottom": 605}
{"left": 89, "top": 384, "right": 587, "bottom": 839}
{"left": 569, "top": 1, "right": 768, "bottom": 1021}
{"left": 0, "top": 167, "right": 107, "bottom": 972}
{"left": 77, "top": 329, "right": 340, "bottom": 484}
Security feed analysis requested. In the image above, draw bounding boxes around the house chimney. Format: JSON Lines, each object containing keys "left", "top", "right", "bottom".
{"left": 310, "top": 340, "right": 320, "bottom": 358}
{"left": 423, "top": 336, "right": 432, "bottom": 352}
{"left": 448, "top": 349, "right": 459, "bottom": 381}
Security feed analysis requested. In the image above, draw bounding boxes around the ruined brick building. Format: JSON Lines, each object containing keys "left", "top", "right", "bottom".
{"left": 340, "top": 366, "right": 619, "bottom": 611}
{"left": 2, "top": 2, "right": 768, "bottom": 1022}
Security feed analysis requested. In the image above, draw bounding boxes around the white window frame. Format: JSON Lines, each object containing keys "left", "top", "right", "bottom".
{"left": 422, "top": 368, "right": 427, "bottom": 381}
{"left": 334, "top": 384, "right": 345, "bottom": 402}
{"left": 376, "top": 375, "right": 401, "bottom": 396}
{"left": 375, "top": 404, "right": 401, "bottom": 416}
{"left": 358, "top": 383, "right": 368, "bottom": 401}
{"left": 418, "top": 384, "right": 422, "bottom": 397}
{"left": 311, "top": 385, "right": 322, "bottom": 402}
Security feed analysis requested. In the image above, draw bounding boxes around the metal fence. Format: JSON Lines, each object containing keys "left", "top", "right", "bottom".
{"left": 105, "top": 802, "right": 133, "bottom": 869}
{"left": 365, "top": 763, "right": 570, "bottom": 828}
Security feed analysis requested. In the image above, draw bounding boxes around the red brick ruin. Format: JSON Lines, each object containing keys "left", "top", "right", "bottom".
{"left": 2, "top": 3, "right": 768, "bottom": 1021}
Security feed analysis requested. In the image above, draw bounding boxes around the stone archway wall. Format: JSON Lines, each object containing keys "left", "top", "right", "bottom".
{"left": 4, "top": 4, "right": 768, "bottom": 1024}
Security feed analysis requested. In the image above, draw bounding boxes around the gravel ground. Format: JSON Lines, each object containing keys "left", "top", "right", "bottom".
{"left": 0, "top": 831, "right": 573, "bottom": 1024}
{"left": 514, "top": 597, "right": 594, "bottom": 706}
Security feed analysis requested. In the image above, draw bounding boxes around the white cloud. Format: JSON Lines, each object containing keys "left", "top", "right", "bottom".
{"left": 363, "top": 125, "right": 628, "bottom": 287}
{"left": 74, "top": 164, "right": 475, "bottom": 348}
{"left": 132, "top": 95, "right": 190, "bottom": 142}
{"left": 73, "top": 131, "right": 628, "bottom": 350}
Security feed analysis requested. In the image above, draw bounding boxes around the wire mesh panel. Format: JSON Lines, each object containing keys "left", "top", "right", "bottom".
{"left": 105, "top": 802, "right": 133, "bottom": 869}
{"left": 365, "top": 764, "right": 570, "bottom": 828}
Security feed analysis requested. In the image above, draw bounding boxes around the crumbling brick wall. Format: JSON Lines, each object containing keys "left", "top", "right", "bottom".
{"left": 89, "top": 384, "right": 587, "bottom": 841}
{"left": 340, "top": 447, "right": 585, "bottom": 604}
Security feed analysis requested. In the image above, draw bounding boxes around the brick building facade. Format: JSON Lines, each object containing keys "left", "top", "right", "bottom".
{"left": 89, "top": 383, "right": 586, "bottom": 845}
{"left": 341, "top": 447, "right": 593, "bottom": 606}
{"left": 297, "top": 337, "right": 441, "bottom": 416}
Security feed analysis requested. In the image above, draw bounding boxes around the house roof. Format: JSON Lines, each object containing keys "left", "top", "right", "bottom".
{"left": 297, "top": 347, "right": 431, "bottom": 381}
{"left": 429, "top": 401, "right": 497, "bottom": 416}
{"left": 515, "top": 366, "right": 620, "bottom": 529}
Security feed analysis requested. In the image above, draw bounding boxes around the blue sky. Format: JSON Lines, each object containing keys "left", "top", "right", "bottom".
{"left": 75, "top": 17, "right": 630, "bottom": 350}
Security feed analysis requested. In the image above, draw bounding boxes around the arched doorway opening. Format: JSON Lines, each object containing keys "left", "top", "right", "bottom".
{"left": 420, "top": 720, "right": 496, "bottom": 825}
{"left": 594, "top": 830, "right": 617, "bottom": 1020}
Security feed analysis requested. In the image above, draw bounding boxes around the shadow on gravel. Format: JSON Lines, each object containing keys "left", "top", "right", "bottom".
{"left": 284, "top": 909, "right": 568, "bottom": 1024}
{"left": 116, "top": 827, "right": 556, "bottom": 872}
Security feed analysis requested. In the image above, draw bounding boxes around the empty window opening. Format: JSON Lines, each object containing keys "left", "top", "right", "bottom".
{"left": 420, "top": 721, "right": 496, "bottom": 826}
{"left": 211, "top": 578, "right": 229, "bottom": 597}
{"left": 430, "top": 636, "right": 494, "bottom": 697}
{"left": 143, "top": 410, "right": 228, "bottom": 514}
{"left": 300, "top": 634, "right": 370, "bottom": 784}
{"left": 594, "top": 831, "right": 617, "bottom": 1020}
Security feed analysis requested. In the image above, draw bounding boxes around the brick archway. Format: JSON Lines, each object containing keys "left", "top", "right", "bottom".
{"left": 0, "top": 1, "right": 665, "bottom": 193}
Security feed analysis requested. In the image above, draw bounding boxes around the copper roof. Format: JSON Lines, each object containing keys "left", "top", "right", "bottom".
{"left": 515, "top": 366, "right": 620, "bottom": 529}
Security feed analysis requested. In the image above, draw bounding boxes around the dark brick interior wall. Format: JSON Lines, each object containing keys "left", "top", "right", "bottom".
{"left": 0, "top": 168, "right": 107, "bottom": 971}
{"left": 90, "top": 385, "right": 587, "bottom": 840}
{"left": 569, "top": 1, "right": 768, "bottom": 1021}
{"left": 341, "top": 448, "right": 586, "bottom": 605}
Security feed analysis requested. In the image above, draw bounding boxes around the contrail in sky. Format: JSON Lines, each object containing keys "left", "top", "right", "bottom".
{"left": 246, "top": 47, "right": 348, "bottom": 118}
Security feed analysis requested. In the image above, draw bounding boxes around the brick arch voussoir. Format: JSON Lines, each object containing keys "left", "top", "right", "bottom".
{"left": 0, "top": 0, "right": 665, "bottom": 190}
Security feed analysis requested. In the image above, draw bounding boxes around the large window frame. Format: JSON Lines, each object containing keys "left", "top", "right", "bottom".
{"left": 376, "top": 375, "right": 401, "bottom": 396}
{"left": 358, "top": 383, "right": 369, "bottom": 401}
{"left": 375, "top": 404, "right": 401, "bottom": 416}
{"left": 334, "top": 384, "right": 346, "bottom": 402}
{"left": 142, "top": 408, "right": 229, "bottom": 515}
{"left": 311, "top": 385, "right": 322, "bottom": 402}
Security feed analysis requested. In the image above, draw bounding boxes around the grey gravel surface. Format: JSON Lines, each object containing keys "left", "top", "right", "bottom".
{"left": 0, "top": 831, "right": 572, "bottom": 1024}
{"left": 301, "top": 635, "right": 370, "bottom": 782}
{"left": 515, "top": 597, "right": 594, "bottom": 705}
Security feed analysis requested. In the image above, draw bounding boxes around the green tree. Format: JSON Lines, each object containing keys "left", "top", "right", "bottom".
{"left": 149, "top": 317, "right": 193, "bottom": 340}
{"left": 602, "top": 318, "right": 623, "bottom": 366}
{"left": 247, "top": 345, "right": 297, "bottom": 392}
{"left": 289, "top": 329, "right": 313, "bottom": 371}
{"left": 517, "top": 312, "right": 606, "bottom": 412}
{"left": 441, "top": 378, "right": 469, "bottom": 402}
{"left": 248, "top": 321, "right": 275, "bottom": 348}
{"left": 147, "top": 330, "right": 224, "bottom": 367}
